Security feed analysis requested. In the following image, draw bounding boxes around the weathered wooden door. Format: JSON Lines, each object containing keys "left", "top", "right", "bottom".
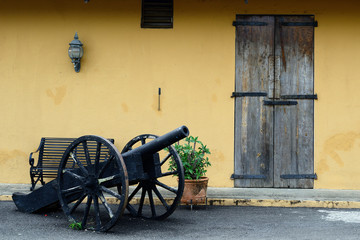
{"left": 233, "top": 15, "right": 317, "bottom": 188}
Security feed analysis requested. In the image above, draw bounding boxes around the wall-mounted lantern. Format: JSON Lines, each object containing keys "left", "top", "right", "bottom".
{"left": 68, "top": 32, "right": 83, "bottom": 73}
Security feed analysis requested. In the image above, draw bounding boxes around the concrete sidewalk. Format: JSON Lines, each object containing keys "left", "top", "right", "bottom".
{"left": 2, "top": 183, "right": 360, "bottom": 208}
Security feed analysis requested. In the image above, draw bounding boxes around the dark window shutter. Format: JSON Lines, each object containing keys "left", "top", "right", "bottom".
{"left": 141, "top": 0, "right": 173, "bottom": 29}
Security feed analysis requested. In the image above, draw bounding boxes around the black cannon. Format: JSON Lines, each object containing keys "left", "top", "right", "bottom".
{"left": 13, "top": 126, "right": 189, "bottom": 232}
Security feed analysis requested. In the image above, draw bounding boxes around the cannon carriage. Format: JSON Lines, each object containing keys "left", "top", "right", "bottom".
{"left": 13, "top": 126, "right": 189, "bottom": 232}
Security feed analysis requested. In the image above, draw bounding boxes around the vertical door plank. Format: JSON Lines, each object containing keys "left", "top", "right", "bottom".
{"left": 234, "top": 16, "right": 274, "bottom": 187}
{"left": 273, "top": 16, "right": 315, "bottom": 188}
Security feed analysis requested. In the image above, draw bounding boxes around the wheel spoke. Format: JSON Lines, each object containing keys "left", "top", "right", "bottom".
{"left": 128, "top": 184, "right": 142, "bottom": 202}
{"left": 99, "top": 185, "right": 123, "bottom": 201}
{"left": 138, "top": 188, "right": 146, "bottom": 216}
{"left": 120, "top": 134, "right": 183, "bottom": 221}
{"left": 160, "top": 171, "right": 178, "bottom": 177}
{"left": 61, "top": 185, "right": 83, "bottom": 194}
{"left": 70, "top": 152, "right": 89, "bottom": 176}
{"left": 155, "top": 180, "right": 177, "bottom": 194}
{"left": 98, "top": 174, "right": 121, "bottom": 184}
{"left": 70, "top": 193, "right": 87, "bottom": 214}
{"left": 148, "top": 189, "right": 156, "bottom": 217}
{"left": 58, "top": 135, "right": 128, "bottom": 232}
{"left": 94, "top": 142, "right": 102, "bottom": 174}
{"left": 98, "top": 192, "right": 114, "bottom": 218}
{"left": 153, "top": 185, "right": 170, "bottom": 210}
{"left": 98, "top": 154, "right": 114, "bottom": 177}
{"left": 62, "top": 169, "right": 86, "bottom": 182}
{"left": 160, "top": 152, "right": 172, "bottom": 166}
{"left": 126, "top": 203, "right": 138, "bottom": 216}
{"left": 82, "top": 195, "right": 92, "bottom": 228}
{"left": 82, "top": 141, "right": 92, "bottom": 168}
{"left": 93, "top": 195, "right": 101, "bottom": 231}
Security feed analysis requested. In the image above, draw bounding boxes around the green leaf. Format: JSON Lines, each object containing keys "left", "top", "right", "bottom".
{"left": 168, "top": 135, "right": 211, "bottom": 180}
{"left": 69, "top": 222, "right": 83, "bottom": 230}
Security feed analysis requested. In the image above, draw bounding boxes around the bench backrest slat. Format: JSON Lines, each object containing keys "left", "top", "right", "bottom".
{"left": 30, "top": 137, "right": 115, "bottom": 190}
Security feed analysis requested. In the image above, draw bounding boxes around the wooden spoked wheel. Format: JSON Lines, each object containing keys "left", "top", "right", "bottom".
{"left": 121, "top": 134, "right": 184, "bottom": 220}
{"left": 57, "top": 136, "right": 129, "bottom": 232}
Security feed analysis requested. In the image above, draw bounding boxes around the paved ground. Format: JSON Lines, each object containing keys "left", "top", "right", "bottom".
{"left": 1, "top": 201, "right": 360, "bottom": 240}
{"left": 3, "top": 183, "right": 360, "bottom": 208}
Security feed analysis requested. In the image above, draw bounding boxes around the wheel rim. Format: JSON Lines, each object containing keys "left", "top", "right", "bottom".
{"left": 57, "top": 135, "right": 129, "bottom": 232}
{"left": 121, "top": 134, "right": 184, "bottom": 220}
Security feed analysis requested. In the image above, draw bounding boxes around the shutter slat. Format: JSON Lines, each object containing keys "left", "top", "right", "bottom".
{"left": 142, "top": 0, "right": 173, "bottom": 28}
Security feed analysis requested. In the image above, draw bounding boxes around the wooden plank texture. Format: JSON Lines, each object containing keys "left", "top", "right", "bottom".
{"left": 273, "top": 16, "right": 315, "bottom": 188}
{"left": 234, "top": 16, "right": 274, "bottom": 188}
{"left": 234, "top": 15, "right": 315, "bottom": 188}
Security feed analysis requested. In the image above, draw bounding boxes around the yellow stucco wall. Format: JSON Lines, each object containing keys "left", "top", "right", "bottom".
{"left": 1, "top": 0, "right": 360, "bottom": 189}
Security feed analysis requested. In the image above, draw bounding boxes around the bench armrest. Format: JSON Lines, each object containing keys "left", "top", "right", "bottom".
{"left": 29, "top": 150, "right": 39, "bottom": 167}
{"left": 29, "top": 138, "right": 44, "bottom": 167}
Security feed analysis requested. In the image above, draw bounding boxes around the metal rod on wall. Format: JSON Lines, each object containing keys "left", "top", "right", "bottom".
{"left": 158, "top": 88, "right": 161, "bottom": 111}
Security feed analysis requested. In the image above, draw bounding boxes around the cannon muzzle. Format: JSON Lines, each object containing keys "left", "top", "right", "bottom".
{"left": 122, "top": 125, "right": 189, "bottom": 158}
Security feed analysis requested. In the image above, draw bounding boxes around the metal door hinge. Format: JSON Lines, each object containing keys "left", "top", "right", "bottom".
{"left": 264, "top": 100, "right": 298, "bottom": 106}
{"left": 280, "top": 174, "right": 318, "bottom": 180}
{"left": 231, "top": 92, "right": 267, "bottom": 98}
{"left": 281, "top": 21, "right": 318, "bottom": 27}
{"left": 281, "top": 94, "right": 318, "bottom": 100}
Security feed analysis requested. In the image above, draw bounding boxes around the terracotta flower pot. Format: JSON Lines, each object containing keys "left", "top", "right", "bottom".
{"left": 181, "top": 177, "right": 209, "bottom": 205}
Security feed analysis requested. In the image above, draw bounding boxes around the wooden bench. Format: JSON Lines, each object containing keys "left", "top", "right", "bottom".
{"left": 29, "top": 137, "right": 114, "bottom": 191}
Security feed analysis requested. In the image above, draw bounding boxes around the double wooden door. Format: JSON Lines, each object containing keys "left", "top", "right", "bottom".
{"left": 233, "top": 15, "right": 317, "bottom": 188}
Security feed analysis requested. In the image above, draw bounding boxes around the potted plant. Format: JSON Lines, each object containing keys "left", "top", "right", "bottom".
{"left": 169, "top": 136, "right": 211, "bottom": 205}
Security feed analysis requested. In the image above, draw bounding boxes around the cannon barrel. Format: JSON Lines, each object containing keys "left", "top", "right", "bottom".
{"left": 122, "top": 125, "right": 189, "bottom": 158}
